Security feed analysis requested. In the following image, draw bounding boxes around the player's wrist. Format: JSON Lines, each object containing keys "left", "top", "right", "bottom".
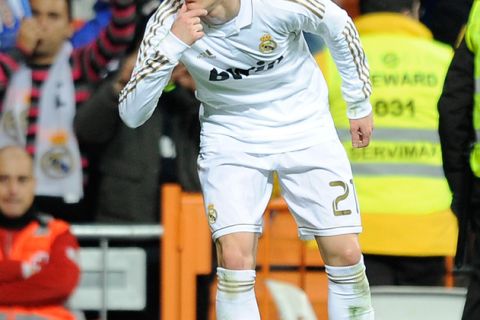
{"left": 347, "top": 100, "right": 372, "bottom": 119}
{"left": 162, "top": 31, "right": 190, "bottom": 62}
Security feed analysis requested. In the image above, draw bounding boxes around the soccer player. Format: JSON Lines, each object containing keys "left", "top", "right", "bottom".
{"left": 119, "top": 0, "right": 374, "bottom": 319}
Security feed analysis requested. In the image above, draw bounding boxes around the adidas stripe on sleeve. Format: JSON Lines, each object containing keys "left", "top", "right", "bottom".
{"left": 119, "top": 0, "right": 186, "bottom": 128}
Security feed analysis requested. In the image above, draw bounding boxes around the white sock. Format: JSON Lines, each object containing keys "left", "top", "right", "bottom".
{"left": 325, "top": 256, "right": 374, "bottom": 320}
{"left": 216, "top": 267, "right": 260, "bottom": 320}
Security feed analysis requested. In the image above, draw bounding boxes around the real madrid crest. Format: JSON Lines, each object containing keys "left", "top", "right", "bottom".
{"left": 207, "top": 204, "right": 217, "bottom": 224}
{"left": 41, "top": 146, "right": 75, "bottom": 179}
{"left": 40, "top": 131, "right": 75, "bottom": 179}
{"left": 259, "top": 34, "right": 277, "bottom": 54}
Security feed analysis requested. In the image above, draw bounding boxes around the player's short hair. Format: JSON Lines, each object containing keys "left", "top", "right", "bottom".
{"left": 360, "top": 0, "right": 417, "bottom": 14}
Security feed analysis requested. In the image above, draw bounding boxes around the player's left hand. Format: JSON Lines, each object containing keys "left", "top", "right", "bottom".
{"left": 349, "top": 113, "right": 373, "bottom": 148}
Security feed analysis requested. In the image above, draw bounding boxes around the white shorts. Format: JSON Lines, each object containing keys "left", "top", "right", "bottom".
{"left": 197, "top": 139, "right": 363, "bottom": 241}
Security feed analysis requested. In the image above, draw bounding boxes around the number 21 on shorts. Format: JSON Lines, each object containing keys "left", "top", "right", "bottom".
{"left": 329, "top": 179, "right": 359, "bottom": 216}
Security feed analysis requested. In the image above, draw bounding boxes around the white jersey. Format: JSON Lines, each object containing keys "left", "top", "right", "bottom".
{"left": 119, "top": 0, "right": 372, "bottom": 153}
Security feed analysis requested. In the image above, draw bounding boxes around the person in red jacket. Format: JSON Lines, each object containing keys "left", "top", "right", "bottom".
{"left": 0, "top": 145, "right": 80, "bottom": 320}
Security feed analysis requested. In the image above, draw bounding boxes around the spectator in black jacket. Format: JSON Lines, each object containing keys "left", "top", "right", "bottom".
{"left": 437, "top": 13, "right": 479, "bottom": 320}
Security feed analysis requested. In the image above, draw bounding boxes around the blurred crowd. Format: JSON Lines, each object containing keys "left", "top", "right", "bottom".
{"left": 0, "top": 0, "right": 477, "bottom": 319}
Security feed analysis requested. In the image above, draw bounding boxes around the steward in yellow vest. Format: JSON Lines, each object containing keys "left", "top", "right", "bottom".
{"left": 320, "top": 0, "right": 457, "bottom": 285}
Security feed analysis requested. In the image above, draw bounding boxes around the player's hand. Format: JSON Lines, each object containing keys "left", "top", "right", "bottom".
{"left": 171, "top": 3, "right": 207, "bottom": 46}
{"left": 349, "top": 112, "right": 373, "bottom": 148}
{"left": 16, "top": 18, "right": 41, "bottom": 55}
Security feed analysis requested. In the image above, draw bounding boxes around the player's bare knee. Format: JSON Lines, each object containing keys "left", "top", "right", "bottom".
{"left": 216, "top": 233, "right": 257, "bottom": 269}
{"left": 342, "top": 247, "right": 362, "bottom": 265}
{"left": 219, "top": 249, "right": 255, "bottom": 269}
{"left": 328, "top": 247, "right": 362, "bottom": 267}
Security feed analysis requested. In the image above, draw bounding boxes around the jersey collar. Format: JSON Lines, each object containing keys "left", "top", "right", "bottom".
{"left": 236, "top": 0, "right": 253, "bottom": 30}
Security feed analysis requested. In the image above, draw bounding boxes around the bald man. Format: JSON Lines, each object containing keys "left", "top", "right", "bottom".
{"left": 0, "top": 146, "right": 36, "bottom": 219}
{"left": 0, "top": 146, "right": 81, "bottom": 319}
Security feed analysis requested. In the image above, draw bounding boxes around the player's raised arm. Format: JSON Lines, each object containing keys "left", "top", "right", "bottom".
{"left": 119, "top": 3, "right": 207, "bottom": 128}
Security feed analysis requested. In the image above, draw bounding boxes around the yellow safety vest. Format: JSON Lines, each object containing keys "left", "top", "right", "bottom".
{"left": 322, "top": 13, "right": 457, "bottom": 256}
{"left": 467, "top": 1, "right": 480, "bottom": 176}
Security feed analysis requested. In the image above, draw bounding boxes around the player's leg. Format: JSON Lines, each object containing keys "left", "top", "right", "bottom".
{"left": 316, "top": 234, "right": 373, "bottom": 320}
{"left": 276, "top": 140, "right": 374, "bottom": 319}
{"left": 215, "top": 232, "right": 260, "bottom": 319}
{"left": 198, "top": 149, "right": 273, "bottom": 320}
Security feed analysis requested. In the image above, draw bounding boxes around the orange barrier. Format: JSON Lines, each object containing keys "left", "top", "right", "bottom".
{"left": 445, "top": 256, "right": 455, "bottom": 288}
{"left": 161, "top": 184, "right": 212, "bottom": 320}
{"left": 161, "top": 184, "right": 329, "bottom": 320}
